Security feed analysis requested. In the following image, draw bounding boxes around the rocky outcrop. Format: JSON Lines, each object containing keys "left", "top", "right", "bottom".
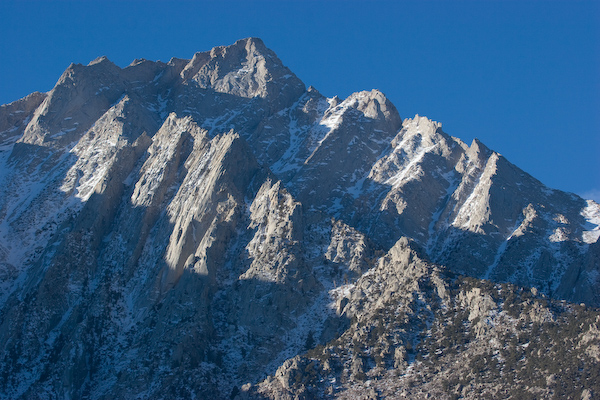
{"left": 281, "top": 89, "right": 402, "bottom": 212}
{"left": 0, "top": 91, "right": 46, "bottom": 144}
{"left": 20, "top": 57, "right": 126, "bottom": 147}
{"left": 182, "top": 38, "right": 305, "bottom": 111}
{"left": 255, "top": 241, "right": 600, "bottom": 400}
{"left": 325, "top": 220, "right": 373, "bottom": 277}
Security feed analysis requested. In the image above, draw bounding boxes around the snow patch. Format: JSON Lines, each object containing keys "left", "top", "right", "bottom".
{"left": 581, "top": 200, "right": 600, "bottom": 244}
{"left": 384, "top": 144, "right": 435, "bottom": 187}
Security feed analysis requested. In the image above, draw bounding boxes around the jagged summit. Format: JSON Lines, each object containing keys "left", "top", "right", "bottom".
{"left": 87, "top": 55, "right": 112, "bottom": 66}
{"left": 2, "top": 37, "right": 598, "bottom": 304}
{"left": 0, "top": 38, "right": 598, "bottom": 399}
{"left": 180, "top": 37, "right": 304, "bottom": 101}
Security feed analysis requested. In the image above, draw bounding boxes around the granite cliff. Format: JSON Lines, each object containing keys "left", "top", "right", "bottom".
{"left": 0, "top": 38, "right": 598, "bottom": 399}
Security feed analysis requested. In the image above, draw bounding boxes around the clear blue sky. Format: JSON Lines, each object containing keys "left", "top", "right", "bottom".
{"left": 1, "top": 1, "right": 598, "bottom": 201}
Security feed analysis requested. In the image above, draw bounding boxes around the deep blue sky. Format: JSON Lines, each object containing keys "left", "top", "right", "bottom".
{"left": 1, "top": 1, "right": 598, "bottom": 200}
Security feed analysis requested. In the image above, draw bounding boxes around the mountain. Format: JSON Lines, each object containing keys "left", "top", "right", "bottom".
{"left": 0, "top": 37, "right": 598, "bottom": 399}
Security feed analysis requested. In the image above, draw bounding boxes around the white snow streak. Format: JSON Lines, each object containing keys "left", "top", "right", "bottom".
{"left": 581, "top": 200, "right": 600, "bottom": 244}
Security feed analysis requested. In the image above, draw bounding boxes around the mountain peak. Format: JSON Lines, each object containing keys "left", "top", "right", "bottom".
{"left": 128, "top": 58, "right": 149, "bottom": 67}
{"left": 211, "top": 36, "right": 268, "bottom": 57}
{"left": 468, "top": 137, "right": 492, "bottom": 157}
{"left": 0, "top": 37, "right": 598, "bottom": 400}
{"left": 87, "top": 55, "right": 112, "bottom": 66}
{"left": 178, "top": 38, "right": 306, "bottom": 112}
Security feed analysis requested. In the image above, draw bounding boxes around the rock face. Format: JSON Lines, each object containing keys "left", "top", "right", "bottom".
{"left": 0, "top": 37, "right": 598, "bottom": 399}
{"left": 257, "top": 240, "right": 600, "bottom": 400}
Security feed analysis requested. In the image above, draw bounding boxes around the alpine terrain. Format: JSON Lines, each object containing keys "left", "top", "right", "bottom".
{"left": 0, "top": 38, "right": 599, "bottom": 399}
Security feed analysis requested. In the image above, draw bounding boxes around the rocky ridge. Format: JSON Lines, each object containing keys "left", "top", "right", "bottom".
{"left": 0, "top": 37, "right": 598, "bottom": 399}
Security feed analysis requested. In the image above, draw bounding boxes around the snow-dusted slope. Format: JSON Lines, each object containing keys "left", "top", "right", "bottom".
{"left": 0, "top": 37, "right": 598, "bottom": 399}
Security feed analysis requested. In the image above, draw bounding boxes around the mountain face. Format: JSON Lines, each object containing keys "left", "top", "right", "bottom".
{"left": 0, "top": 37, "right": 598, "bottom": 399}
